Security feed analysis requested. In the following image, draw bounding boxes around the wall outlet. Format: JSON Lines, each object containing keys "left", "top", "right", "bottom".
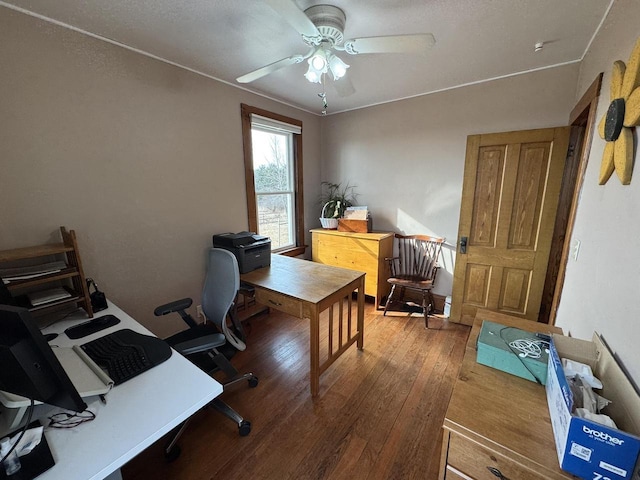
{"left": 196, "top": 305, "right": 205, "bottom": 320}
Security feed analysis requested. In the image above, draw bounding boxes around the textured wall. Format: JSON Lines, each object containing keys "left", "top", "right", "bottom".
{"left": 0, "top": 8, "right": 321, "bottom": 337}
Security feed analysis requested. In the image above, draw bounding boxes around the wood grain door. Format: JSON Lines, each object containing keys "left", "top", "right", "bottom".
{"left": 450, "top": 127, "right": 570, "bottom": 325}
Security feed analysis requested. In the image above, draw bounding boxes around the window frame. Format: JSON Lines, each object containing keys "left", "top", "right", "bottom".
{"left": 241, "top": 104, "right": 306, "bottom": 256}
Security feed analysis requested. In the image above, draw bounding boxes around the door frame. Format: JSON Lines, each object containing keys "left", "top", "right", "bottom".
{"left": 545, "top": 73, "right": 603, "bottom": 324}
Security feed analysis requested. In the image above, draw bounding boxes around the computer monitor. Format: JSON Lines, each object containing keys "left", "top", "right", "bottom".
{"left": 0, "top": 304, "right": 87, "bottom": 413}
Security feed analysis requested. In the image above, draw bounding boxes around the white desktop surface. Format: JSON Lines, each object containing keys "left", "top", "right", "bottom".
{"left": 32, "top": 301, "right": 223, "bottom": 480}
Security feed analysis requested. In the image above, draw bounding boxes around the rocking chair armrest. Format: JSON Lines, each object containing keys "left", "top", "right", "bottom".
{"left": 385, "top": 256, "right": 401, "bottom": 276}
{"left": 431, "top": 264, "right": 441, "bottom": 283}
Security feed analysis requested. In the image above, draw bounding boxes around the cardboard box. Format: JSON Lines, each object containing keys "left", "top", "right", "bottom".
{"left": 337, "top": 218, "right": 371, "bottom": 233}
{"left": 546, "top": 334, "right": 640, "bottom": 480}
{"left": 476, "top": 320, "right": 549, "bottom": 384}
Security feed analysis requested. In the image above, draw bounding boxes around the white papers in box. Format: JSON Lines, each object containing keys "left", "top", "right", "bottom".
{"left": 546, "top": 334, "right": 640, "bottom": 480}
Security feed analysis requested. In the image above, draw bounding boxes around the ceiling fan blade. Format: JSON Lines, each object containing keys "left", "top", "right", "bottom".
{"left": 333, "top": 75, "right": 356, "bottom": 98}
{"left": 236, "top": 55, "right": 305, "bottom": 83}
{"left": 344, "top": 33, "right": 435, "bottom": 55}
{"left": 264, "top": 0, "right": 321, "bottom": 40}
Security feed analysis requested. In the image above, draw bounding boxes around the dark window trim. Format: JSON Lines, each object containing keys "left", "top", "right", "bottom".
{"left": 240, "top": 104, "right": 305, "bottom": 251}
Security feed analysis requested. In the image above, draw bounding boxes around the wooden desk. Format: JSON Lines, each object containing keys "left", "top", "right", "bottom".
{"left": 241, "top": 255, "right": 365, "bottom": 397}
{"left": 440, "top": 310, "right": 575, "bottom": 479}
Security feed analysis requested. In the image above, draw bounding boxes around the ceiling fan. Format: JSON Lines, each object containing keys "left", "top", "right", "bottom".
{"left": 236, "top": 0, "right": 436, "bottom": 97}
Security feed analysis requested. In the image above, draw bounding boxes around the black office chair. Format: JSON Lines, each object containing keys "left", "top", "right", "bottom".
{"left": 154, "top": 248, "right": 258, "bottom": 461}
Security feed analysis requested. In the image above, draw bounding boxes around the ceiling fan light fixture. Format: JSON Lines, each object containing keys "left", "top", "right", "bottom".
{"left": 239, "top": 1, "right": 434, "bottom": 111}
{"left": 304, "top": 69, "right": 322, "bottom": 83}
{"left": 328, "top": 53, "right": 349, "bottom": 80}
{"left": 305, "top": 47, "right": 329, "bottom": 83}
{"left": 310, "top": 52, "right": 327, "bottom": 70}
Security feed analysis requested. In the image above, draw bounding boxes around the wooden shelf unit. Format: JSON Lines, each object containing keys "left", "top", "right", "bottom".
{"left": 311, "top": 229, "right": 394, "bottom": 308}
{"left": 0, "top": 227, "right": 93, "bottom": 318}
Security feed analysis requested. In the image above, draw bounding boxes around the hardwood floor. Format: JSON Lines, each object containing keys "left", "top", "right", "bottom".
{"left": 122, "top": 304, "right": 469, "bottom": 480}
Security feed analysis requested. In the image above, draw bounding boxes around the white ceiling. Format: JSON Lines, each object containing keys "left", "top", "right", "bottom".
{"left": 1, "top": 0, "right": 613, "bottom": 115}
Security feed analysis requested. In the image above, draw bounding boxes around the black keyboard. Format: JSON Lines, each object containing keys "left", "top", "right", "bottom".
{"left": 80, "top": 329, "right": 172, "bottom": 385}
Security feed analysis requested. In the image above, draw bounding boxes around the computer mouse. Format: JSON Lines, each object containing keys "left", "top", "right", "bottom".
{"left": 44, "top": 333, "right": 59, "bottom": 342}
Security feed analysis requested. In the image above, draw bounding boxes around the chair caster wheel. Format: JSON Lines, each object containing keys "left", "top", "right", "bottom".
{"left": 239, "top": 420, "right": 251, "bottom": 437}
{"left": 248, "top": 376, "right": 259, "bottom": 388}
{"left": 164, "top": 445, "right": 181, "bottom": 462}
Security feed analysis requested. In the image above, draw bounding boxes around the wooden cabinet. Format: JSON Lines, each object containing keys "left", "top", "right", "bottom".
{"left": 0, "top": 227, "right": 93, "bottom": 318}
{"left": 310, "top": 229, "right": 393, "bottom": 308}
{"left": 440, "top": 310, "right": 575, "bottom": 480}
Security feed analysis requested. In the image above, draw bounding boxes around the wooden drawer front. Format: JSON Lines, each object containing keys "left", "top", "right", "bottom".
{"left": 313, "top": 236, "right": 378, "bottom": 272}
{"left": 448, "top": 433, "right": 545, "bottom": 480}
{"left": 313, "top": 239, "right": 378, "bottom": 296}
{"left": 255, "top": 288, "right": 302, "bottom": 318}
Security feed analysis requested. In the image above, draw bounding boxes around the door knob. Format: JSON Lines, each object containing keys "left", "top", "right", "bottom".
{"left": 459, "top": 236, "right": 468, "bottom": 254}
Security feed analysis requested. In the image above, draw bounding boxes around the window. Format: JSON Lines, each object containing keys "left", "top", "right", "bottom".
{"left": 241, "top": 104, "right": 305, "bottom": 255}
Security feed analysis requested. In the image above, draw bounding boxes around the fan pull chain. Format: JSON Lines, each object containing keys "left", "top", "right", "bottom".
{"left": 318, "top": 72, "right": 328, "bottom": 115}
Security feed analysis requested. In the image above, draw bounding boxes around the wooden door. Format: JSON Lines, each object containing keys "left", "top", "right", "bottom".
{"left": 450, "top": 127, "right": 570, "bottom": 325}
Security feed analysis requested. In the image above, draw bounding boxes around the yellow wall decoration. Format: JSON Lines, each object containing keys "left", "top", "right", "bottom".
{"left": 598, "top": 37, "right": 640, "bottom": 185}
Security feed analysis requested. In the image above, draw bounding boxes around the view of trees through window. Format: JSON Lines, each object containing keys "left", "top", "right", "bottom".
{"left": 251, "top": 128, "right": 294, "bottom": 250}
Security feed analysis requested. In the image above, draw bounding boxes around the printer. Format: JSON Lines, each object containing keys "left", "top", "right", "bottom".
{"left": 212, "top": 232, "right": 271, "bottom": 274}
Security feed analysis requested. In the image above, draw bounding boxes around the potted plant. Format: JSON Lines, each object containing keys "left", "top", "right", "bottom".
{"left": 319, "top": 181, "right": 358, "bottom": 229}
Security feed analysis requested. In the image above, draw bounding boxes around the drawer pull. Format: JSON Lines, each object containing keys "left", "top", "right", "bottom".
{"left": 487, "top": 466, "right": 508, "bottom": 479}
{"left": 268, "top": 299, "right": 282, "bottom": 307}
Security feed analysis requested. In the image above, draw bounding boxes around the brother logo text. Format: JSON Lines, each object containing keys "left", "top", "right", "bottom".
{"left": 582, "top": 425, "right": 624, "bottom": 445}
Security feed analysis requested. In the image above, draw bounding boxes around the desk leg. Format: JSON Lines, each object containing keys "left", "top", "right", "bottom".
{"left": 310, "top": 307, "right": 320, "bottom": 397}
{"left": 357, "top": 276, "right": 365, "bottom": 350}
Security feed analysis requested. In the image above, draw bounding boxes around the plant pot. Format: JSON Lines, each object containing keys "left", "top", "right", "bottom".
{"left": 320, "top": 217, "right": 339, "bottom": 229}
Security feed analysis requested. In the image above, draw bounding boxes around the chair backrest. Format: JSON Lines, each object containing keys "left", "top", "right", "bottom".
{"left": 392, "top": 234, "right": 445, "bottom": 282}
{"left": 201, "top": 248, "right": 245, "bottom": 350}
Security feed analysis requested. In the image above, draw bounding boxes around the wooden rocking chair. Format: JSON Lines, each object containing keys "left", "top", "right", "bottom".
{"left": 383, "top": 234, "right": 445, "bottom": 328}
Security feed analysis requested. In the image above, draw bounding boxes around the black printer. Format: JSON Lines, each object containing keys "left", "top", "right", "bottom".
{"left": 212, "top": 232, "right": 271, "bottom": 274}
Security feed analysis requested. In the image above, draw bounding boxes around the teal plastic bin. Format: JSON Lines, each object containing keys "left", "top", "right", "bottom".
{"left": 476, "top": 320, "right": 549, "bottom": 384}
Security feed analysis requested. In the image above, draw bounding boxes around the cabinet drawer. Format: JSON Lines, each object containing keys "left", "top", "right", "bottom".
{"left": 313, "top": 245, "right": 377, "bottom": 298}
{"left": 255, "top": 288, "right": 302, "bottom": 318}
{"left": 448, "top": 433, "right": 545, "bottom": 480}
{"left": 313, "top": 238, "right": 378, "bottom": 273}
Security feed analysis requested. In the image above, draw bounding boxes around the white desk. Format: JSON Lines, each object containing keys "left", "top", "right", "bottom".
{"left": 25, "top": 301, "right": 222, "bottom": 480}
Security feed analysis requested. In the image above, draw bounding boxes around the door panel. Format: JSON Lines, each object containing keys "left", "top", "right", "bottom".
{"left": 450, "top": 127, "right": 570, "bottom": 325}
{"left": 509, "top": 143, "right": 550, "bottom": 249}
{"left": 499, "top": 268, "right": 530, "bottom": 313}
{"left": 470, "top": 146, "right": 505, "bottom": 247}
